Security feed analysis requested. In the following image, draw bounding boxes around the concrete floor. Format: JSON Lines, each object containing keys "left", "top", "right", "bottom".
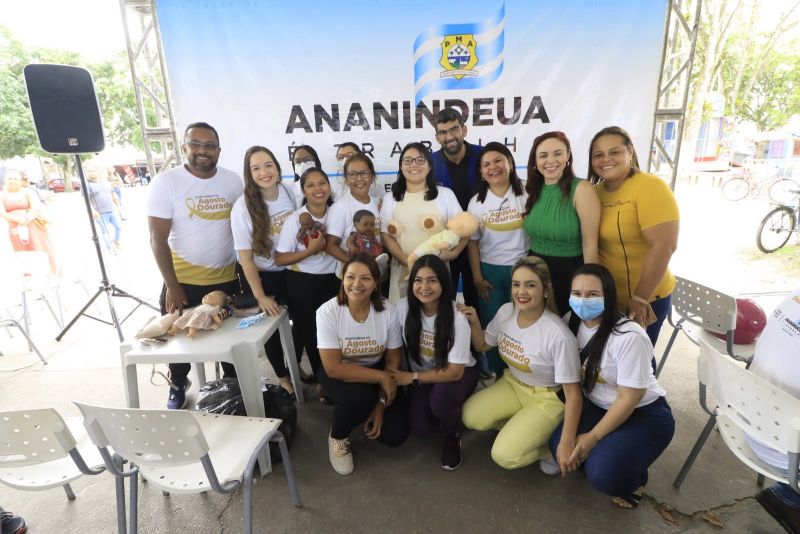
{"left": 1, "top": 180, "right": 795, "bottom": 533}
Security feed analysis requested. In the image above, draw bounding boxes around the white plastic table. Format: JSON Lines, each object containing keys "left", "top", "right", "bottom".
{"left": 120, "top": 309, "right": 302, "bottom": 475}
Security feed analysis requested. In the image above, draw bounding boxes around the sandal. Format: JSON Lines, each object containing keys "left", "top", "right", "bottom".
{"left": 317, "top": 384, "right": 333, "bottom": 405}
{"left": 300, "top": 368, "right": 318, "bottom": 384}
{"left": 612, "top": 488, "right": 643, "bottom": 509}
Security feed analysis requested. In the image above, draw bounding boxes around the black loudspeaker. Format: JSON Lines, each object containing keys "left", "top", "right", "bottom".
{"left": 23, "top": 63, "right": 105, "bottom": 154}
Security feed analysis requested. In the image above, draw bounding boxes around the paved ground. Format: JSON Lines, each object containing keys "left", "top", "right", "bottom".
{"left": 1, "top": 177, "right": 796, "bottom": 533}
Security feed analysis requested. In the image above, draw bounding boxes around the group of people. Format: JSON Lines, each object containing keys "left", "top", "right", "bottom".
{"left": 146, "top": 109, "right": 683, "bottom": 510}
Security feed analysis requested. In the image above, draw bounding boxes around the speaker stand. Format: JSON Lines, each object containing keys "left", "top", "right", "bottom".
{"left": 56, "top": 154, "right": 157, "bottom": 343}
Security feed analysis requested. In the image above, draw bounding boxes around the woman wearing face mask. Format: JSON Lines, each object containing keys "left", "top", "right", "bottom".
{"left": 459, "top": 256, "right": 582, "bottom": 472}
{"left": 275, "top": 168, "right": 338, "bottom": 398}
{"left": 545, "top": 263, "right": 674, "bottom": 509}
{"left": 231, "top": 146, "right": 297, "bottom": 395}
{"left": 291, "top": 145, "right": 323, "bottom": 207}
{"left": 391, "top": 255, "right": 479, "bottom": 471}
{"left": 325, "top": 153, "right": 385, "bottom": 274}
{"left": 467, "top": 142, "right": 530, "bottom": 376}
{"left": 588, "top": 126, "right": 679, "bottom": 347}
{"left": 317, "top": 253, "right": 408, "bottom": 475}
{"left": 523, "top": 131, "right": 600, "bottom": 316}
{"left": 380, "top": 142, "right": 464, "bottom": 303}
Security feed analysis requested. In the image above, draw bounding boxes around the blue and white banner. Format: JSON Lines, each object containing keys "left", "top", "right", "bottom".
{"left": 157, "top": 1, "right": 666, "bottom": 190}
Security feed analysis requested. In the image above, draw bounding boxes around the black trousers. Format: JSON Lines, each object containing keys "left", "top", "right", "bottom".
{"left": 284, "top": 270, "right": 339, "bottom": 375}
{"left": 318, "top": 364, "right": 409, "bottom": 446}
{"left": 238, "top": 268, "right": 291, "bottom": 379}
{"left": 528, "top": 251, "right": 583, "bottom": 317}
{"left": 159, "top": 279, "right": 240, "bottom": 382}
{"left": 450, "top": 247, "right": 479, "bottom": 309}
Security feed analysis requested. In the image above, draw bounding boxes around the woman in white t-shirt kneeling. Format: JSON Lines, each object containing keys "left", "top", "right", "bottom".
{"left": 391, "top": 255, "right": 479, "bottom": 471}
{"left": 460, "top": 256, "right": 582, "bottom": 471}
{"left": 317, "top": 253, "right": 409, "bottom": 475}
{"left": 546, "top": 263, "right": 674, "bottom": 509}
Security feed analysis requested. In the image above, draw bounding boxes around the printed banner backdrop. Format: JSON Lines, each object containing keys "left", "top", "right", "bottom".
{"left": 156, "top": 1, "right": 666, "bottom": 191}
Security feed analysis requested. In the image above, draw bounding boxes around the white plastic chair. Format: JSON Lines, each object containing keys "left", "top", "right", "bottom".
{"left": 655, "top": 276, "right": 756, "bottom": 378}
{"left": 0, "top": 316, "right": 46, "bottom": 363}
{"left": 74, "top": 402, "right": 302, "bottom": 534}
{"left": 692, "top": 340, "right": 800, "bottom": 492}
{"left": 0, "top": 409, "right": 106, "bottom": 500}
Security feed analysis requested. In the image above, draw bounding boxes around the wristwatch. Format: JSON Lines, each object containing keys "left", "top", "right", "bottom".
{"left": 412, "top": 372, "right": 420, "bottom": 388}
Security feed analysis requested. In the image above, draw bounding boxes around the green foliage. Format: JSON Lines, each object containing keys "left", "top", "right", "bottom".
{"left": 0, "top": 25, "right": 143, "bottom": 161}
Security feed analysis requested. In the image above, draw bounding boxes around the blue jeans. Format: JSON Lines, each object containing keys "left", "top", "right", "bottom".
{"left": 549, "top": 395, "right": 675, "bottom": 496}
{"left": 98, "top": 210, "right": 122, "bottom": 249}
{"left": 646, "top": 294, "right": 672, "bottom": 347}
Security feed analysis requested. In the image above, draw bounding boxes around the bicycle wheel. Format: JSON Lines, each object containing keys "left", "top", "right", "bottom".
{"left": 722, "top": 177, "right": 750, "bottom": 201}
{"left": 768, "top": 178, "right": 800, "bottom": 204}
{"left": 756, "top": 206, "right": 796, "bottom": 253}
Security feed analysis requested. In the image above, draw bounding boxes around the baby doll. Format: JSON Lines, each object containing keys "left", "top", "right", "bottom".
{"left": 296, "top": 211, "right": 327, "bottom": 248}
{"left": 346, "top": 210, "right": 383, "bottom": 257}
{"left": 405, "top": 212, "right": 479, "bottom": 268}
{"left": 168, "top": 290, "right": 230, "bottom": 338}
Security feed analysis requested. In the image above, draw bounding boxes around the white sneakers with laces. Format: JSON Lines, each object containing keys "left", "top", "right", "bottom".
{"left": 328, "top": 432, "right": 354, "bottom": 475}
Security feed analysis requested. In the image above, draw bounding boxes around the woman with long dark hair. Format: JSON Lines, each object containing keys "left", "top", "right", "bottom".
{"left": 522, "top": 131, "right": 600, "bottom": 315}
{"left": 467, "top": 141, "right": 529, "bottom": 375}
{"left": 588, "top": 126, "right": 679, "bottom": 346}
{"left": 390, "top": 255, "right": 478, "bottom": 471}
{"left": 379, "top": 142, "right": 464, "bottom": 302}
{"left": 317, "top": 253, "right": 408, "bottom": 475}
{"left": 545, "top": 263, "right": 674, "bottom": 509}
{"left": 275, "top": 167, "right": 339, "bottom": 397}
{"left": 460, "top": 256, "right": 582, "bottom": 472}
{"left": 231, "top": 146, "right": 297, "bottom": 394}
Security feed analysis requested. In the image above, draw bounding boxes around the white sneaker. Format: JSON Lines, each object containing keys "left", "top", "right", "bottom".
{"left": 328, "top": 433, "right": 354, "bottom": 475}
{"left": 539, "top": 456, "right": 561, "bottom": 476}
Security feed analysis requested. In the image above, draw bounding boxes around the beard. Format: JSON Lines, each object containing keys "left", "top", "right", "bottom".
{"left": 442, "top": 138, "right": 463, "bottom": 155}
{"left": 190, "top": 154, "right": 217, "bottom": 172}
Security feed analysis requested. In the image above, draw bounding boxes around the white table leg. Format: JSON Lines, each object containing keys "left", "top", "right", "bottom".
{"left": 122, "top": 355, "right": 140, "bottom": 408}
{"left": 278, "top": 311, "right": 304, "bottom": 403}
{"left": 191, "top": 362, "right": 207, "bottom": 390}
{"left": 232, "top": 343, "right": 270, "bottom": 477}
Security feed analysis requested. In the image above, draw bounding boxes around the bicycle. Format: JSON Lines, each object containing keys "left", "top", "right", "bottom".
{"left": 756, "top": 189, "right": 800, "bottom": 253}
{"left": 722, "top": 170, "right": 799, "bottom": 204}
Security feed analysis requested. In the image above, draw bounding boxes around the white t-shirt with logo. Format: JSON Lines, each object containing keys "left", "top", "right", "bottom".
{"left": 746, "top": 288, "right": 800, "bottom": 469}
{"left": 468, "top": 188, "right": 530, "bottom": 266}
{"left": 327, "top": 190, "right": 382, "bottom": 275}
{"left": 230, "top": 184, "right": 296, "bottom": 272}
{"left": 575, "top": 318, "right": 666, "bottom": 410}
{"left": 275, "top": 205, "right": 337, "bottom": 274}
{"left": 316, "top": 297, "right": 402, "bottom": 367}
{"left": 147, "top": 165, "right": 243, "bottom": 285}
{"left": 485, "top": 303, "right": 580, "bottom": 387}
{"left": 396, "top": 299, "right": 475, "bottom": 372}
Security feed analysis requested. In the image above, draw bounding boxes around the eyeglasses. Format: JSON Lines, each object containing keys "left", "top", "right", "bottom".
{"left": 294, "top": 157, "right": 315, "bottom": 165}
{"left": 401, "top": 157, "right": 427, "bottom": 166}
{"left": 185, "top": 141, "right": 220, "bottom": 151}
{"left": 346, "top": 170, "right": 372, "bottom": 179}
{"left": 336, "top": 152, "right": 357, "bottom": 161}
{"left": 435, "top": 125, "right": 463, "bottom": 139}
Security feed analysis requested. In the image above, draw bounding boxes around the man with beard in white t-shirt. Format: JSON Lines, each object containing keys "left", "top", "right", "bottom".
{"left": 148, "top": 122, "right": 243, "bottom": 409}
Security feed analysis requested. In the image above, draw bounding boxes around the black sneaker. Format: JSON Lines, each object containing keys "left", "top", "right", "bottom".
{"left": 0, "top": 506, "right": 27, "bottom": 534}
{"left": 166, "top": 379, "right": 191, "bottom": 410}
{"left": 441, "top": 434, "right": 462, "bottom": 471}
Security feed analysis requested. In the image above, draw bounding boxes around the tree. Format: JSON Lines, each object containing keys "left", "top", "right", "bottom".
{"left": 0, "top": 27, "right": 39, "bottom": 160}
{"left": 684, "top": 0, "right": 800, "bottom": 152}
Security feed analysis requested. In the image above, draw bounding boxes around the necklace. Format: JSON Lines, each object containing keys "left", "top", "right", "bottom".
{"left": 350, "top": 306, "right": 370, "bottom": 323}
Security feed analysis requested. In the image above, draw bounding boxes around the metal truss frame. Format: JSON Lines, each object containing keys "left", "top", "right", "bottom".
{"left": 648, "top": 0, "right": 704, "bottom": 189}
{"left": 119, "top": 0, "right": 181, "bottom": 178}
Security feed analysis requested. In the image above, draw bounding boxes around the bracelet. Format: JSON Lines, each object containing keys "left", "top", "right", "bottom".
{"left": 630, "top": 295, "right": 650, "bottom": 306}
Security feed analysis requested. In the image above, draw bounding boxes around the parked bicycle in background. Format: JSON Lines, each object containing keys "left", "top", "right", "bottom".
{"left": 722, "top": 159, "right": 799, "bottom": 204}
{"left": 756, "top": 187, "right": 800, "bottom": 253}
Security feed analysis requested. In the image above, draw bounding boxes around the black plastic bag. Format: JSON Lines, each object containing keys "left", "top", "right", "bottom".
{"left": 195, "top": 378, "right": 297, "bottom": 462}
